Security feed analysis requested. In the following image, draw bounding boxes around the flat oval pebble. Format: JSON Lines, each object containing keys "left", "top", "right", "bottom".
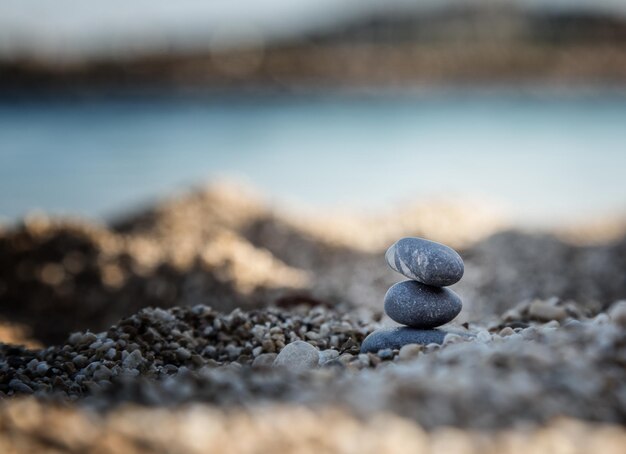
{"left": 384, "top": 280, "right": 462, "bottom": 328}
{"left": 385, "top": 237, "right": 464, "bottom": 286}
{"left": 360, "top": 327, "right": 447, "bottom": 353}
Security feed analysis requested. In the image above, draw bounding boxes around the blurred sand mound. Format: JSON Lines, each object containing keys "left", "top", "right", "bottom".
{"left": 1, "top": 400, "right": 625, "bottom": 454}
{"left": 0, "top": 182, "right": 624, "bottom": 344}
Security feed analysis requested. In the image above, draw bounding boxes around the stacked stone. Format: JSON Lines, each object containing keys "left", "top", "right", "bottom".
{"left": 361, "top": 237, "right": 465, "bottom": 353}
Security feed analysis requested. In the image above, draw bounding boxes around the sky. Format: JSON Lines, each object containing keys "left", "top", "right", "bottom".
{"left": 1, "top": 0, "right": 625, "bottom": 60}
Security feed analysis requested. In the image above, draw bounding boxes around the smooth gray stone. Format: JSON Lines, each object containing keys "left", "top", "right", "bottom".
{"left": 360, "top": 327, "right": 447, "bottom": 353}
{"left": 384, "top": 280, "right": 462, "bottom": 328}
{"left": 385, "top": 237, "right": 464, "bottom": 286}
{"left": 273, "top": 341, "right": 319, "bottom": 372}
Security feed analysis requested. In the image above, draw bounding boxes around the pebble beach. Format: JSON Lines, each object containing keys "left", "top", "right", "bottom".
{"left": 1, "top": 183, "right": 626, "bottom": 453}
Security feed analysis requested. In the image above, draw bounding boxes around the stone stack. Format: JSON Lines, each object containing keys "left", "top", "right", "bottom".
{"left": 361, "top": 237, "right": 465, "bottom": 353}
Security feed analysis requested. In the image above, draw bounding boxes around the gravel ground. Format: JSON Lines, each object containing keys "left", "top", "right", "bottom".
{"left": 1, "top": 184, "right": 625, "bottom": 453}
{"left": 1, "top": 300, "right": 625, "bottom": 430}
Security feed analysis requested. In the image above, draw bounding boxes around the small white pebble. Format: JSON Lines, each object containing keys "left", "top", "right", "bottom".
{"left": 357, "top": 353, "right": 370, "bottom": 367}
{"left": 593, "top": 313, "right": 610, "bottom": 325}
{"left": 543, "top": 320, "right": 560, "bottom": 329}
{"left": 398, "top": 343, "right": 422, "bottom": 360}
{"left": 608, "top": 300, "right": 626, "bottom": 327}
{"left": 443, "top": 334, "right": 464, "bottom": 346}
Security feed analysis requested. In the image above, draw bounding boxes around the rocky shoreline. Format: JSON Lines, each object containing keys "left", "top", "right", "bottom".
{"left": 0, "top": 185, "right": 625, "bottom": 452}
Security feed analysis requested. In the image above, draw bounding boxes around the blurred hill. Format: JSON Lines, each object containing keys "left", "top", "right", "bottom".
{"left": 1, "top": 182, "right": 624, "bottom": 344}
{"left": 1, "top": 4, "right": 626, "bottom": 92}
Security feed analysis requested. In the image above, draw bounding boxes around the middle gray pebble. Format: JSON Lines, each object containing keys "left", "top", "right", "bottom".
{"left": 384, "top": 280, "right": 462, "bottom": 328}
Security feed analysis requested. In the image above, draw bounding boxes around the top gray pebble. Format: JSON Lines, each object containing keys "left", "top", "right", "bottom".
{"left": 385, "top": 237, "right": 464, "bottom": 286}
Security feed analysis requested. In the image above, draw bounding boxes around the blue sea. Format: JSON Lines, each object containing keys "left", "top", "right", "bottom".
{"left": 1, "top": 90, "right": 625, "bottom": 225}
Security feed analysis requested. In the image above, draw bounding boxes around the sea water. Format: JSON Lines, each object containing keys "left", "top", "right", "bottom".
{"left": 1, "top": 90, "right": 625, "bottom": 225}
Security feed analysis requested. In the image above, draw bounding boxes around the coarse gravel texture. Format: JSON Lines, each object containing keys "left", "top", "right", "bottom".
{"left": 0, "top": 305, "right": 373, "bottom": 401}
{"left": 1, "top": 299, "right": 625, "bottom": 430}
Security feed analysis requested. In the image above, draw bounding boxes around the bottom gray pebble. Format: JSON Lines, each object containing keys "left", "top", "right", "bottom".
{"left": 360, "top": 327, "right": 448, "bottom": 353}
